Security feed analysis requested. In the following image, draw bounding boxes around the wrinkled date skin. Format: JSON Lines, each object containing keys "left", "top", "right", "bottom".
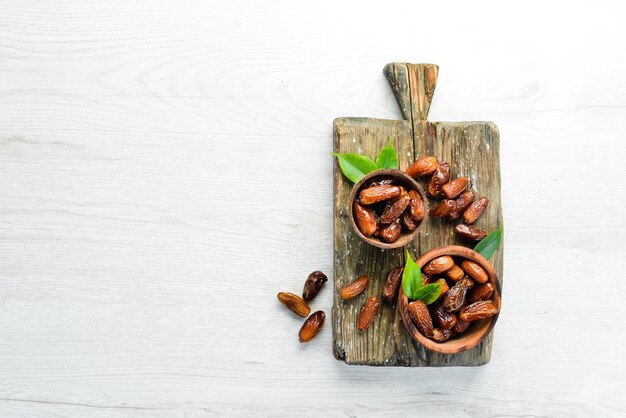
{"left": 442, "top": 177, "right": 468, "bottom": 199}
{"left": 430, "top": 328, "right": 454, "bottom": 342}
{"left": 302, "top": 271, "right": 328, "bottom": 302}
{"left": 461, "top": 260, "right": 489, "bottom": 283}
{"left": 357, "top": 297, "right": 380, "bottom": 331}
{"left": 299, "top": 310, "right": 325, "bottom": 342}
{"left": 359, "top": 184, "right": 401, "bottom": 205}
{"left": 426, "top": 162, "right": 450, "bottom": 198}
{"left": 423, "top": 255, "right": 454, "bottom": 275}
{"left": 382, "top": 267, "right": 403, "bottom": 302}
{"left": 469, "top": 282, "right": 495, "bottom": 303}
{"left": 453, "top": 319, "right": 471, "bottom": 333}
{"left": 455, "top": 224, "right": 488, "bottom": 242}
{"left": 379, "top": 217, "right": 402, "bottom": 243}
{"left": 449, "top": 191, "right": 475, "bottom": 219}
{"left": 407, "top": 300, "right": 433, "bottom": 337}
{"left": 432, "top": 304, "right": 457, "bottom": 330}
{"left": 406, "top": 156, "right": 438, "bottom": 179}
{"left": 380, "top": 190, "right": 411, "bottom": 224}
{"left": 459, "top": 300, "right": 499, "bottom": 322}
{"left": 353, "top": 202, "right": 378, "bottom": 237}
{"left": 408, "top": 190, "right": 425, "bottom": 221}
{"left": 430, "top": 199, "right": 456, "bottom": 218}
{"left": 443, "top": 280, "right": 471, "bottom": 313}
{"left": 402, "top": 211, "right": 417, "bottom": 231}
{"left": 277, "top": 292, "right": 311, "bottom": 317}
{"left": 340, "top": 275, "right": 369, "bottom": 300}
{"left": 445, "top": 264, "right": 465, "bottom": 282}
{"left": 463, "top": 197, "right": 489, "bottom": 224}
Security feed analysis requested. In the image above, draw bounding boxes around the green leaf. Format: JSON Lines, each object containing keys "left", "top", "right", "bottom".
{"left": 332, "top": 153, "right": 378, "bottom": 183}
{"left": 412, "top": 282, "right": 441, "bottom": 305}
{"left": 401, "top": 249, "right": 422, "bottom": 299}
{"left": 474, "top": 226, "right": 503, "bottom": 259}
{"left": 375, "top": 138, "right": 398, "bottom": 169}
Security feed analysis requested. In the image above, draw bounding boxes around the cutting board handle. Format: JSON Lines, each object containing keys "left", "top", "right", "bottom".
{"left": 384, "top": 63, "right": 439, "bottom": 122}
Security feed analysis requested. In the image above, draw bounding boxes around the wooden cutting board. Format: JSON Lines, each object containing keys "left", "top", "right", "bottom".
{"left": 332, "top": 63, "right": 503, "bottom": 366}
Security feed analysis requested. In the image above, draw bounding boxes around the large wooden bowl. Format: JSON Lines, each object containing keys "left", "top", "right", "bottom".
{"left": 398, "top": 245, "right": 502, "bottom": 354}
{"left": 348, "top": 169, "right": 428, "bottom": 249}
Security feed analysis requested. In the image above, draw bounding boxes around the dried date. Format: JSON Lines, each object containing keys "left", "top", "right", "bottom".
{"left": 468, "top": 282, "right": 495, "bottom": 303}
{"left": 382, "top": 267, "right": 403, "bottom": 302}
{"left": 423, "top": 255, "right": 454, "bottom": 275}
{"left": 455, "top": 224, "right": 487, "bottom": 242}
{"left": 277, "top": 292, "right": 311, "bottom": 317}
{"left": 357, "top": 297, "right": 380, "bottom": 330}
{"left": 408, "top": 190, "right": 425, "bottom": 221}
{"left": 430, "top": 328, "right": 454, "bottom": 342}
{"left": 461, "top": 260, "right": 489, "bottom": 283}
{"left": 359, "top": 184, "right": 401, "bottom": 205}
{"left": 299, "top": 311, "right": 325, "bottom": 342}
{"left": 353, "top": 202, "right": 378, "bottom": 237}
{"left": 444, "top": 264, "right": 464, "bottom": 282}
{"left": 426, "top": 162, "right": 450, "bottom": 198}
{"left": 463, "top": 197, "right": 489, "bottom": 224}
{"left": 459, "top": 300, "right": 499, "bottom": 322}
{"left": 379, "top": 217, "right": 402, "bottom": 243}
{"left": 432, "top": 304, "right": 457, "bottom": 330}
{"left": 449, "top": 191, "right": 474, "bottom": 219}
{"left": 442, "top": 177, "right": 468, "bottom": 199}
{"left": 407, "top": 300, "right": 433, "bottom": 337}
{"left": 379, "top": 190, "right": 410, "bottom": 224}
{"left": 406, "top": 156, "right": 438, "bottom": 179}
{"left": 302, "top": 271, "right": 327, "bottom": 302}
{"left": 402, "top": 211, "right": 417, "bottom": 231}
{"left": 340, "top": 275, "right": 369, "bottom": 300}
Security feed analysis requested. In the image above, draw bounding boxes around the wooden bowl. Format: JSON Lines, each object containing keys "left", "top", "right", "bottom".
{"left": 398, "top": 245, "right": 502, "bottom": 354}
{"left": 348, "top": 169, "right": 428, "bottom": 249}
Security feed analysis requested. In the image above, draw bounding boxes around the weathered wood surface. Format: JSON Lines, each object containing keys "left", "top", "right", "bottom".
{"left": 333, "top": 63, "right": 502, "bottom": 366}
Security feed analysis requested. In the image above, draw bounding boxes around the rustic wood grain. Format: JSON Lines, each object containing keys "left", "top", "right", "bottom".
{"left": 333, "top": 63, "right": 502, "bottom": 366}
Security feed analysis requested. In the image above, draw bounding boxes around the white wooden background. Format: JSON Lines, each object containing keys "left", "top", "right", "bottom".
{"left": 1, "top": 0, "right": 625, "bottom": 416}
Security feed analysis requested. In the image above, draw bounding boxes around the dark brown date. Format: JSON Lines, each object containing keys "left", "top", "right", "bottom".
{"left": 468, "top": 282, "right": 495, "bottom": 303}
{"left": 443, "top": 279, "right": 472, "bottom": 313}
{"left": 408, "top": 190, "right": 425, "bottom": 221}
{"left": 452, "top": 319, "right": 471, "bottom": 333}
{"left": 406, "top": 156, "right": 438, "bottom": 179}
{"left": 379, "top": 190, "right": 410, "bottom": 224}
{"left": 459, "top": 301, "right": 499, "bottom": 322}
{"left": 353, "top": 201, "right": 378, "bottom": 237}
{"left": 402, "top": 211, "right": 417, "bottom": 231}
{"left": 407, "top": 300, "right": 433, "bottom": 337}
{"left": 442, "top": 177, "right": 468, "bottom": 199}
{"left": 302, "top": 271, "right": 328, "bottom": 302}
{"left": 463, "top": 197, "right": 489, "bottom": 224}
{"left": 432, "top": 304, "right": 457, "bottom": 330}
{"left": 340, "top": 275, "right": 369, "bottom": 300}
{"left": 449, "top": 191, "right": 474, "bottom": 219}
{"left": 455, "top": 224, "right": 487, "bottom": 242}
{"left": 382, "top": 267, "right": 403, "bottom": 302}
{"left": 435, "top": 278, "right": 449, "bottom": 301}
{"left": 426, "top": 162, "right": 450, "bottom": 198}
{"left": 430, "top": 328, "right": 454, "bottom": 342}
{"left": 299, "top": 310, "right": 325, "bottom": 342}
{"left": 359, "top": 184, "right": 401, "bottom": 205}
{"left": 379, "top": 217, "right": 402, "bottom": 243}
{"left": 357, "top": 297, "right": 379, "bottom": 331}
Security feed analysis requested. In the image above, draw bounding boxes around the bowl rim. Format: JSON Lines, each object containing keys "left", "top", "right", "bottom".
{"left": 398, "top": 245, "right": 502, "bottom": 354}
{"left": 348, "top": 169, "right": 429, "bottom": 249}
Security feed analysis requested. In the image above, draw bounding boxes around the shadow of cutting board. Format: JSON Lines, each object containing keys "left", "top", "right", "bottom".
{"left": 332, "top": 63, "right": 503, "bottom": 366}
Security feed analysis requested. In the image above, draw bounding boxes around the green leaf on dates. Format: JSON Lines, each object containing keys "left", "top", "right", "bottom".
{"left": 402, "top": 249, "right": 441, "bottom": 304}
{"left": 375, "top": 138, "right": 398, "bottom": 169}
{"left": 411, "top": 282, "right": 441, "bottom": 305}
{"left": 332, "top": 153, "right": 378, "bottom": 183}
{"left": 474, "top": 226, "right": 503, "bottom": 260}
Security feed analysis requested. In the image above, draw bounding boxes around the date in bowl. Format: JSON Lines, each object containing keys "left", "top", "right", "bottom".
{"left": 398, "top": 245, "right": 502, "bottom": 354}
{"left": 348, "top": 169, "right": 429, "bottom": 249}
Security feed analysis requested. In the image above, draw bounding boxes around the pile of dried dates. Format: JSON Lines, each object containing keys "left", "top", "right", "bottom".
{"left": 277, "top": 271, "right": 328, "bottom": 342}
{"left": 353, "top": 179, "right": 425, "bottom": 243}
{"left": 405, "top": 156, "right": 489, "bottom": 242}
{"left": 406, "top": 254, "right": 499, "bottom": 342}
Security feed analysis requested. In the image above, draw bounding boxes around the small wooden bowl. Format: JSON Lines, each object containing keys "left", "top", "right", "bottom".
{"left": 348, "top": 169, "right": 428, "bottom": 249}
{"left": 398, "top": 245, "right": 502, "bottom": 354}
